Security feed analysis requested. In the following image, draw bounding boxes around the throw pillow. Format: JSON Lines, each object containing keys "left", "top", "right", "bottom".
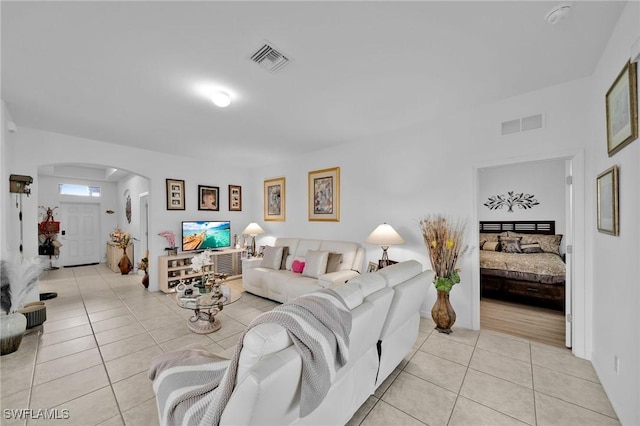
{"left": 521, "top": 242, "right": 544, "bottom": 253}
{"left": 261, "top": 246, "right": 284, "bottom": 270}
{"left": 507, "top": 232, "right": 563, "bottom": 255}
{"left": 481, "top": 241, "right": 501, "bottom": 251}
{"left": 326, "top": 253, "right": 343, "bottom": 273}
{"left": 279, "top": 246, "right": 289, "bottom": 270}
{"left": 291, "top": 260, "right": 305, "bottom": 273}
{"left": 302, "top": 250, "right": 329, "bottom": 278}
{"left": 499, "top": 236, "right": 522, "bottom": 253}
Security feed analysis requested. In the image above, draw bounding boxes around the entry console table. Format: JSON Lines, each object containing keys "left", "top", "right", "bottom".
{"left": 158, "top": 249, "right": 245, "bottom": 293}
{"left": 106, "top": 242, "right": 134, "bottom": 273}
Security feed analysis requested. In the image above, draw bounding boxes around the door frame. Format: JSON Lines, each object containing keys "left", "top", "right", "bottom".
{"left": 471, "top": 148, "right": 586, "bottom": 358}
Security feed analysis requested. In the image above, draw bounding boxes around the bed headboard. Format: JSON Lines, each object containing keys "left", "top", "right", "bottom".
{"left": 479, "top": 220, "right": 555, "bottom": 235}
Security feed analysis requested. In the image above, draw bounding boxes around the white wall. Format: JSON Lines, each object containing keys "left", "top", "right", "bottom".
{"left": 250, "top": 75, "right": 592, "bottom": 340}
{"left": 588, "top": 2, "right": 640, "bottom": 424}
{"left": 478, "top": 159, "right": 566, "bottom": 252}
{"left": 8, "top": 127, "right": 255, "bottom": 292}
{"left": 117, "top": 174, "right": 150, "bottom": 267}
{"left": 2, "top": 101, "right": 20, "bottom": 257}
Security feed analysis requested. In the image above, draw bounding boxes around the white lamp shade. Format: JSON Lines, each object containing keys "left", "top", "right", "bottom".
{"left": 242, "top": 223, "right": 265, "bottom": 235}
{"left": 365, "top": 223, "right": 405, "bottom": 246}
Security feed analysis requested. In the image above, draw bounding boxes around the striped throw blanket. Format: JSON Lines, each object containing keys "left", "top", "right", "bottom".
{"left": 149, "top": 289, "right": 352, "bottom": 426}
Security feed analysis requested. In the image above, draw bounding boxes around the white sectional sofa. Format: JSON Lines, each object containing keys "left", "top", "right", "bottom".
{"left": 242, "top": 237, "right": 366, "bottom": 303}
{"left": 151, "top": 260, "right": 433, "bottom": 426}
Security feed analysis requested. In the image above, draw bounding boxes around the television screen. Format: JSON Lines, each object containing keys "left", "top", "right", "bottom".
{"left": 181, "top": 221, "right": 231, "bottom": 252}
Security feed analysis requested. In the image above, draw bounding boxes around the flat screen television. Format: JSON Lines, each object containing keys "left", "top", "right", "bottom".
{"left": 181, "top": 221, "right": 231, "bottom": 252}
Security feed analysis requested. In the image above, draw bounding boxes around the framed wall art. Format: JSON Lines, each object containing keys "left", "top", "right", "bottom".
{"left": 198, "top": 185, "right": 219, "bottom": 211}
{"left": 308, "top": 167, "right": 340, "bottom": 221}
{"left": 367, "top": 261, "right": 379, "bottom": 273}
{"left": 596, "top": 165, "right": 619, "bottom": 236}
{"left": 264, "top": 177, "right": 285, "bottom": 221}
{"left": 166, "top": 179, "right": 185, "bottom": 210}
{"left": 606, "top": 61, "right": 638, "bottom": 157}
{"left": 229, "top": 185, "right": 242, "bottom": 211}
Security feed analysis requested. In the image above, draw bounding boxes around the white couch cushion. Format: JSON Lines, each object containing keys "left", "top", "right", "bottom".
{"left": 302, "top": 250, "right": 329, "bottom": 278}
{"left": 319, "top": 241, "right": 360, "bottom": 270}
{"left": 261, "top": 246, "right": 284, "bottom": 270}
{"left": 377, "top": 260, "right": 424, "bottom": 288}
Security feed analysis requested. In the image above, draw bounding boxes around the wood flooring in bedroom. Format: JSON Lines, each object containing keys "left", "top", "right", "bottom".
{"left": 480, "top": 298, "right": 567, "bottom": 349}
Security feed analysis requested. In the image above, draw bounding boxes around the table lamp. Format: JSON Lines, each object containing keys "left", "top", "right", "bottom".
{"left": 242, "top": 222, "right": 265, "bottom": 257}
{"left": 365, "top": 223, "right": 405, "bottom": 267}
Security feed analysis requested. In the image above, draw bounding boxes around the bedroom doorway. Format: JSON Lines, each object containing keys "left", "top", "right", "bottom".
{"left": 475, "top": 155, "right": 578, "bottom": 350}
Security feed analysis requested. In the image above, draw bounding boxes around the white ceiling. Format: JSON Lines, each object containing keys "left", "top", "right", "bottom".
{"left": 1, "top": 1, "right": 628, "bottom": 170}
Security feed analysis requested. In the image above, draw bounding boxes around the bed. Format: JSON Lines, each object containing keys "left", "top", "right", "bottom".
{"left": 479, "top": 220, "right": 566, "bottom": 311}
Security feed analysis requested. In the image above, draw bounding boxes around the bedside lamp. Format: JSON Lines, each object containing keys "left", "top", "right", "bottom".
{"left": 365, "top": 223, "right": 405, "bottom": 267}
{"left": 242, "top": 222, "right": 265, "bottom": 257}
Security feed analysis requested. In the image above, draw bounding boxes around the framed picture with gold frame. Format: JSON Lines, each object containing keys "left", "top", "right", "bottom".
{"left": 606, "top": 61, "right": 638, "bottom": 157}
{"left": 308, "top": 167, "right": 340, "bottom": 221}
{"left": 264, "top": 177, "right": 285, "bottom": 221}
{"left": 596, "top": 165, "right": 619, "bottom": 236}
{"left": 166, "top": 179, "right": 185, "bottom": 210}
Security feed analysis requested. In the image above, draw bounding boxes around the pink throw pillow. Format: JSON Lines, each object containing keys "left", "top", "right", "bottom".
{"left": 292, "top": 260, "right": 305, "bottom": 273}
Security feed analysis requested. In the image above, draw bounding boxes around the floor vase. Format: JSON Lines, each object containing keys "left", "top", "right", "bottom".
{"left": 1, "top": 312, "right": 27, "bottom": 355}
{"left": 119, "top": 250, "right": 133, "bottom": 275}
{"left": 431, "top": 290, "right": 456, "bottom": 334}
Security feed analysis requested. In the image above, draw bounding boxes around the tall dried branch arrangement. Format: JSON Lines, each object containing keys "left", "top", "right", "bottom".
{"left": 419, "top": 215, "right": 468, "bottom": 292}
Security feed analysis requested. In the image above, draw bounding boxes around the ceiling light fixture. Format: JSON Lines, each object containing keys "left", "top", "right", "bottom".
{"left": 545, "top": 4, "right": 572, "bottom": 25}
{"left": 211, "top": 91, "right": 231, "bottom": 108}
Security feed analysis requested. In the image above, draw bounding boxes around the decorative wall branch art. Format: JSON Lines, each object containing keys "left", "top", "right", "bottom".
{"left": 484, "top": 191, "right": 539, "bottom": 213}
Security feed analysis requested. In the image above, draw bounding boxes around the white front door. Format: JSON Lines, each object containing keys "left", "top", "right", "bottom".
{"left": 60, "top": 202, "right": 101, "bottom": 266}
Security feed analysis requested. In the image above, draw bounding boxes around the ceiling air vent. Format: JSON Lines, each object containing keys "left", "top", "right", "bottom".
{"left": 501, "top": 113, "right": 544, "bottom": 136}
{"left": 250, "top": 42, "right": 291, "bottom": 73}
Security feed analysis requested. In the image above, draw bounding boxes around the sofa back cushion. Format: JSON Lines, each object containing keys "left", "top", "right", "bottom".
{"left": 377, "top": 260, "right": 424, "bottom": 288}
{"left": 275, "top": 238, "right": 301, "bottom": 270}
{"left": 319, "top": 240, "right": 361, "bottom": 270}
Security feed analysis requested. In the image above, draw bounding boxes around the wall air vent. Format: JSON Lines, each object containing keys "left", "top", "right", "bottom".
{"left": 501, "top": 113, "right": 544, "bottom": 136}
{"left": 250, "top": 42, "right": 291, "bottom": 73}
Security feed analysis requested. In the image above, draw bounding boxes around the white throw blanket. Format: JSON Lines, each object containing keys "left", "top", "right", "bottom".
{"left": 149, "top": 288, "right": 352, "bottom": 426}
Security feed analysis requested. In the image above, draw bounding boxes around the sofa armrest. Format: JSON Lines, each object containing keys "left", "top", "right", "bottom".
{"left": 317, "top": 270, "right": 360, "bottom": 288}
{"left": 242, "top": 258, "right": 263, "bottom": 270}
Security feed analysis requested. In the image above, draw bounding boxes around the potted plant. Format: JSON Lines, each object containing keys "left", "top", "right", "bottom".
{"left": 419, "top": 215, "right": 468, "bottom": 334}
{"left": 159, "top": 230, "right": 178, "bottom": 256}
{"left": 1, "top": 256, "right": 45, "bottom": 355}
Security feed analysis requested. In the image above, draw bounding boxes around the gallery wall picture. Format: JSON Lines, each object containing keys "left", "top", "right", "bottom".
{"left": 308, "top": 167, "right": 340, "bottom": 221}
{"left": 229, "top": 185, "right": 242, "bottom": 211}
{"left": 198, "top": 185, "right": 219, "bottom": 211}
{"left": 166, "top": 179, "right": 185, "bottom": 210}
{"left": 596, "top": 165, "right": 619, "bottom": 236}
{"left": 264, "top": 177, "right": 285, "bottom": 221}
{"left": 606, "top": 60, "right": 638, "bottom": 157}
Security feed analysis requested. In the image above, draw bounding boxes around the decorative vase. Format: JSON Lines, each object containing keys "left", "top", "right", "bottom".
{"left": 1, "top": 312, "right": 27, "bottom": 356}
{"left": 142, "top": 270, "right": 149, "bottom": 288}
{"left": 118, "top": 250, "right": 133, "bottom": 275}
{"left": 431, "top": 290, "right": 456, "bottom": 334}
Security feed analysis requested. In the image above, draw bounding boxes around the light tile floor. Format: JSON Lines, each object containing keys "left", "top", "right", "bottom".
{"left": 1, "top": 264, "right": 619, "bottom": 426}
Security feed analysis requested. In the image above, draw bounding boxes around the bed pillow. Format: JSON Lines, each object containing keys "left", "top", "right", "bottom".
{"left": 499, "top": 236, "right": 522, "bottom": 253}
{"left": 302, "top": 250, "right": 329, "bottom": 278}
{"left": 521, "top": 242, "right": 544, "bottom": 253}
{"left": 479, "top": 232, "right": 507, "bottom": 243}
{"left": 481, "top": 241, "right": 501, "bottom": 251}
{"left": 507, "top": 232, "right": 563, "bottom": 255}
{"left": 261, "top": 246, "right": 284, "bottom": 270}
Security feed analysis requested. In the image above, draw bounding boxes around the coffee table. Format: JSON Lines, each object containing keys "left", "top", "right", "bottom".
{"left": 174, "top": 279, "right": 243, "bottom": 334}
